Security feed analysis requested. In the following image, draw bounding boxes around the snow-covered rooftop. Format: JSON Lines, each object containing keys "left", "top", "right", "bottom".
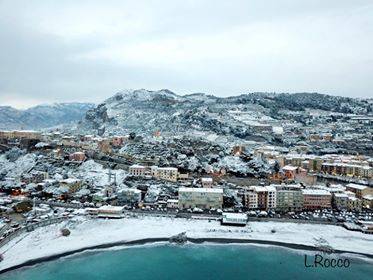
{"left": 179, "top": 187, "right": 223, "bottom": 194}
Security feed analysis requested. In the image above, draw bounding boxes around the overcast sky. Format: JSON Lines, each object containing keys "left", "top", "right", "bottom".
{"left": 0, "top": 0, "right": 372, "bottom": 108}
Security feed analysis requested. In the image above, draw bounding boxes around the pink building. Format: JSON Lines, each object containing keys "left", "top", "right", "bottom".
{"left": 69, "top": 152, "right": 86, "bottom": 162}
{"left": 302, "top": 189, "right": 331, "bottom": 210}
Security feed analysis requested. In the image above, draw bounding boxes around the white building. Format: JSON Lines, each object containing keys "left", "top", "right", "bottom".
{"left": 222, "top": 212, "right": 247, "bottom": 226}
{"left": 152, "top": 166, "right": 178, "bottom": 182}
{"left": 167, "top": 199, "right": 179, "bottom": 209}
{"left": 178, "top": 187, "right": 223, "bottom": 210}
{"left": 265, "top": 185, "right": 277, "bottom": 210}
{"left": 201, "top": 177, "right": 213, "bottom": 188}
{"left": 97, "top": 205, "right": 125, "bottom": 218}
{"left": 129, "top": 165, "right": 146, "bottom": 176}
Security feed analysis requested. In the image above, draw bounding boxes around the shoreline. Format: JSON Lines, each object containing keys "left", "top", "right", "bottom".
{"left": 1, "top": 216, "right": 373, "bottom": 275}
{"left": 1, "top": 236, "right": 373, "bottom": 275}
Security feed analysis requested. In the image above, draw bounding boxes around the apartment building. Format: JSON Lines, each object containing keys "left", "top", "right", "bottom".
{"left": 346, "top": 183, "right": 373, "bottom": 199}
{"left": 362, "top": 195, "right": 373, "bottom": 209}
{"left": 276, "top": 184, "right": 304, "bottom": 212}
{"left": 251, "top": 186, "right": 276, "bottom": 210}
{"left": 152, "top": 166, "right": 178, "bottom": 182}
{"left": 302, "top": 189, "right": 331, "bottom": 210}
{"left": 347, "top": 197, "right": 362, "bottom": 212}
{"left": 129, "top": 165, "right": 147, "bottom": 176}
{"left": 243, "top": 190, "right": 258, "bottom": 209}
{"left": 333, "top": 193, "right": 349, "bottom": 210}
{"left": 178, "top": 187, "right": 223, "bottom": 210}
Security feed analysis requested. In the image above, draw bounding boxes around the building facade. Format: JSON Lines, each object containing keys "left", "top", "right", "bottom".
{"left": 302, "top": 189, "right": 331, "bottom": 210}
{"left": 178, "top": 187, "right": 223, "bottom": 210}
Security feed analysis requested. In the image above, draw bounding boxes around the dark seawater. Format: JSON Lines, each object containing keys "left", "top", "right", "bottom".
{"left": 1, "top": 244, "right": 372, "bottom": 280}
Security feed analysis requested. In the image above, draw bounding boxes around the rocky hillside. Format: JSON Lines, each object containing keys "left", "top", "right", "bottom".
{"left": 79, "top": 89, "right": 372, "bottom": 138}
{"left": 0, "top": 103, "right": 95, "bottom": 130}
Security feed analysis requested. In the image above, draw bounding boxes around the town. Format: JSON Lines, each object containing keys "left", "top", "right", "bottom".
{"left": 0, "top": 118, "right": 372, "bottom": 253}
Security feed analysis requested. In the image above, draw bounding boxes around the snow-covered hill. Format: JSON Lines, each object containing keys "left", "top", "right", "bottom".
{"left": 78, "top": 89, "right": 372, "bottom": 138}
{"left": 0, "top": 103, "right": 95, "bottom": 130}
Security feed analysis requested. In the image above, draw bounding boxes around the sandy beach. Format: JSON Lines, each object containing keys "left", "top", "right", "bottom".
{"left": 1, "top": 216, "right": 373, "bottom": 273}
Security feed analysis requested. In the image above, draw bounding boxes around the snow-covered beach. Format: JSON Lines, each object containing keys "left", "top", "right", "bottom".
{"left": 1, "top": 216, "right": 373, "bottom": 272}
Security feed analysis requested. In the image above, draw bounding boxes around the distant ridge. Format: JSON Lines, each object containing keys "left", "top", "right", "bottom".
{"left": 0, "top": 102, "right": 95, "bottom": 130}
{"left": 78, "top": 89, "right": 372, "bottom": 137}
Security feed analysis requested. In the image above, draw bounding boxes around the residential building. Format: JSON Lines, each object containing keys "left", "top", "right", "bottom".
{"left": 129, "top": 164, "right": 146, "bottom": 176}
{"left": 251, "top": 186, "right": 276, "bottom": 210}
{"left": 117, "top": 188, "right": 142, "bottom": 205}
{"left": 244, "top": 190, "right": 258, "bottom": 209}
{"left": 347, "top": 197, "right": 362, "bottom": 212}
{"left": 59, "top": 178, "right": 82, "bottom": 193}
{"left": 346, "top": 183, "right": 373, "bottom": 199}
{"left": 333, "top": 193, "right": 349, "bottom": 210}
{"left": 276, "top": 184, "right": 304, "bottom": 212}
{"left": 167, "top": 199, "right": 179, "bottom": 209}
{"left": 282, "top": 165, "right": 298, "bottom": 180}
{"left": 362, "top": 195, "right": 373, "bottom": 209}
{"left": 178, "top": 187, "right": 223, "bottom": 210}
{"left": 69, "top": 152, "right": 86, "bottom": 162}
{"left": 302, "top": 189, "right": 331, "bottom": 210}
{"left": 152, "top": 166, "right": 178, "bottom": 182}
{"left": 201, "top": 177, "right": 213, "bottom": 188}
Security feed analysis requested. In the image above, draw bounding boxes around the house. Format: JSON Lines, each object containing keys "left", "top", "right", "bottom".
{"left": 59, "top": 178, "right": 82, "bottom": 193}
{"left": 282, "top": 165, "right": 298, "bottom": 180}
{"left": 69, "top": 152, "right": 86, "bottom": 162}
{"left": 201, "top": 178, "right": 213, "bottom": 188}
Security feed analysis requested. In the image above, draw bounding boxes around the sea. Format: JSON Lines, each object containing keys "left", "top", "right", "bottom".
{"left": 1, "top": 244, "right": 372, "bottom": 280}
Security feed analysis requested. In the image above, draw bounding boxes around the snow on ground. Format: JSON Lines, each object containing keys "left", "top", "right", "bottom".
{"left": 74, "top": 160, "right": 127, "bottom": 187}
{"left": 0, "top": 153, "right": 36, "bottom": 178}
{"left": 1, "top": 216, "right": 373, "bottom": 270}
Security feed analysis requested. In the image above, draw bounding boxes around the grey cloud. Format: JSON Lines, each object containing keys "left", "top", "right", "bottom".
{"left": 0, "top": 0, "right": 372, "bottom": 108}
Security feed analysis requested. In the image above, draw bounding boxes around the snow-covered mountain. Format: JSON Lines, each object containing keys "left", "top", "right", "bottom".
{"left": 78, "top": 89, "right": 372, "bottom": 138}
{"left": 0, "top": 103, "right": 95, "bottom": 130}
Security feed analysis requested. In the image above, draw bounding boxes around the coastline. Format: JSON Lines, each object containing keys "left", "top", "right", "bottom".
{"left": 1, "top": 216, "right": 373, "bottom": 274}
{"left": 1, "top": 237, "right": 373, "bottom": 275}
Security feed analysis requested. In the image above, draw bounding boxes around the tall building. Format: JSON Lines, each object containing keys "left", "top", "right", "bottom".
{"left": 244, "top": 190, "right": 258, "bottom": 209}
{"left": 251, "top": 186, "right": 276, "bottom": 211}
{"left": 276, "top": 184, "right": 304, "bottom": 212}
